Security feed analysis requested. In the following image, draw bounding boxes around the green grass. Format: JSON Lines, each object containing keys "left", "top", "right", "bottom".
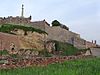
{"left": 0, "top": 24, "right": 47, "bottom": 34}
{"left": 54, "top": 41, "right": 79, "bottom": 56}
{"left": 0, "top": 57, "right": 100, "bottom": 75}
{"left": 39, "top": 41, "right": 80, "bottom": 57}
{"left": 0, "top": 50, "right": 9, "bottom": 55}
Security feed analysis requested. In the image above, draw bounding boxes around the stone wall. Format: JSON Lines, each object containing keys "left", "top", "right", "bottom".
{"left": 31, "top": 22, "right": 97, "bottom": 49}
{"left": 73, "top": 37, "right": 86, "bottom": 49}
{"left": 90, "top": 48, "right": 100, "bottom": 57}
{"left": 0, "top": 32, "right": 20, "bottom": 51}
{"left": 0, "top": 16, "right": 97, "bottom": 49}
{"left": 0, "top": 30, "right": 46, "bottom": 51}
{"left": 0, "top": 55, "right": 93, "bottom": 69}
{"left": 0, "top": 16, "right": 31, "bottom": 25}
{"left": 31, "top": 22, "right": 87, "bottom": 49}
{"left": 30, "top": 20, "right": 50, "bottom": 31}
{"left": 45, "top": 26, "right": 87, "bottom": 49}
{"left": 86, "top": 41, "right": 97, "bottom": 48}
{"left": 46, "top": 26, "right": 80, "bottom": 42}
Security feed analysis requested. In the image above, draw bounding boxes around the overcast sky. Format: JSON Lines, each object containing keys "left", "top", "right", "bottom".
{"left": 0, "top": 0, "right": 100, "bottom": 44}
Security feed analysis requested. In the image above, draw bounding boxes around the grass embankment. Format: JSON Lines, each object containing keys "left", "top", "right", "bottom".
{"left": 0, "top": 58, "right": 100, "bottom": 75}
{"left": 0, "top": 50, "right": 9, "bottom": 55}
{"left": 0, "top": 24, "right": 47, "bottom": 34}
{"left": 41, "top": 41, "right": 80, "bottom": 57}
{"left": 54, "top": 41, "right": 80, "bottom": 56}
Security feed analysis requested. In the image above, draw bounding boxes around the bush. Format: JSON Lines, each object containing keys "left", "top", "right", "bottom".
{"left": 52, "top": 20, "right": 61, "bottom": 26}
{"left": 0, "top": 50, "right": 9, "bottom": 55}
{"left": 54, "top": 41, "right": 79, "bottom": 56}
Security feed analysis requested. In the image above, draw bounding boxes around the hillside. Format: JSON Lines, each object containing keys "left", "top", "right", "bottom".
{"left": 0, "top": 24, "right": 83, "bottom": 57}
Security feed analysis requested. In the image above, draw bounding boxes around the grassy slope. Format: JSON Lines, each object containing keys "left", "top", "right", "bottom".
{"left": 40, "top": 41, "right": 80, "bottom": 57}
{"left": 54, "top": 41, "right": 80, "bottom": 56}
{"left": 0, "top": 24, "right": 47, "bottom": 34}
{"left": 0, "top": 58, "right": 100, "bottom": 75}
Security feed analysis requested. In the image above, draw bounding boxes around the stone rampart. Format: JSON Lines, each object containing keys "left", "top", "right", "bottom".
{"left": 0, "top": 32, "right": 20, "bottom": 51}
{"left": 0, "top": 16, "right": 31, "bottom": 25}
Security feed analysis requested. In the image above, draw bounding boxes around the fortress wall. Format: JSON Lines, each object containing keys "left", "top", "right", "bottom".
{"left": 45, "top": 26, "right": 79, "bottom": 42}
{"left": 0, "top": 17, "right": 30, "bottom": 25}
{"left": 0, "top": 32, "right": 20, "bottom": 50}
{"left": 46, "top": 26, "right": 68, "bottom": 42}
{"left": 90, "top": 48, "right": 100, "bottom": 57}
{"left": 30, "top": 22, "right": 45, "bottom": 31}
{"left": 0, "top": 17, "right": 92, "bottom": 49}
{"left": 86, "top": 41, "right": 97, "bottom": 48}
{"left": 45, "top": 26, "right": 87, "bottom": 49}
{"left": 30, "top": 20, "right": 50, "bottom": 31}
{"left": 73, "top": 37, "right": 86, "bottom": 49}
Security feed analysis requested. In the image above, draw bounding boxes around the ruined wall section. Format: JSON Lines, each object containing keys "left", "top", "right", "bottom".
{"left": 31, "top": 22, "right": 87, "bottom": 49}
{"left": 0, "top": 31, "right": 47, "bottom": 51}
{"left": 0, "top": 16, "right": 97, "bottom": 49}
{"left": 0, "top": 16, "right": 31, "bottom": 25}
{"left": 45, "top": 26, "right": 89, "bottom": 49}
{"left": 30, "top": 20, "right": 50, "bottom": 31}
{"left": 86, "top": 41, "right": 97, "bottom": 48}
{"left": 0, "top": 32, "right": 21, "bottom": 51}
{"left": 73, "top": 37, "right": 86, "bottom": 49}
{"left": 46, "top": 26, "right": 80, "bottom": 42}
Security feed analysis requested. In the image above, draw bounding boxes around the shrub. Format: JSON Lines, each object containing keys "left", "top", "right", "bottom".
{"left": 0, "top": 50, "right": 9, "bottom": 55}
{"left": 52, "top": 20, "right": 61, "bottom": 26}
{"left": 54, "top": 41, "right": 79, "bottom": 56}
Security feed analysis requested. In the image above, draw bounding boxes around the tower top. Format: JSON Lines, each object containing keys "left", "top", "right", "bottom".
{"left": 21, "top": 4, "right": 24, "bottom": 17}
{"left": 22, "top": 4, "right": 24, "bottom": 7}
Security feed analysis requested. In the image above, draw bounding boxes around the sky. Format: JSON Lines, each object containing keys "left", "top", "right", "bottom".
{"left": 0, "top": 0, "right": 100, "bottom": 44}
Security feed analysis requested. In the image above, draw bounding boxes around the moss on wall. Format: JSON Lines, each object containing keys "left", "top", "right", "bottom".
{"left": 0, "top": 24, "right": 47, "bottom": 34}
{"left": 54, "top": 40, "right": 80, "bottom": 56}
